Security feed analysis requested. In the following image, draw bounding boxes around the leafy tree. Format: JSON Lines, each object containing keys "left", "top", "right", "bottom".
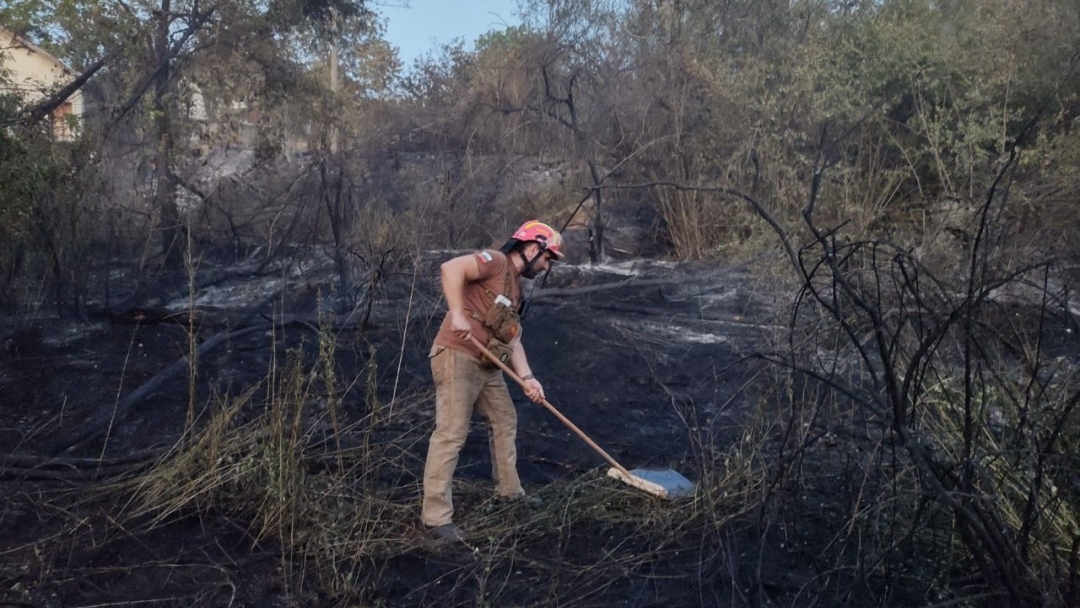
{"left": 0, "top": 90, "right": 45, "bottom": 303}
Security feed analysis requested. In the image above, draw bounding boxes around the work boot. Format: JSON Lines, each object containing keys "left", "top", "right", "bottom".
{"left": 428, "top": 524, "right": 465, "bottom": 542}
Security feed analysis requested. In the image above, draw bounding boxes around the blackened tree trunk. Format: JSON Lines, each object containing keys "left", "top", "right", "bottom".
{"left": 153, "top": 0, "right": 182, "bottom": 269}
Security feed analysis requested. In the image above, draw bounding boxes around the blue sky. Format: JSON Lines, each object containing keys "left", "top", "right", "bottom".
{"left": 377, "top": 0, "right": 523, "bottom": 69}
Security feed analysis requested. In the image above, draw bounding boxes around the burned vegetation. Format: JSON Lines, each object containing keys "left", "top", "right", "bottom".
{"left": 3, "top": 1, "right": 1080, "bottom": 607}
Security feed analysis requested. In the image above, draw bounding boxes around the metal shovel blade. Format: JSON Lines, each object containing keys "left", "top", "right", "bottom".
{"left": 607, "top": 467, "right": 697, "bottom": 499}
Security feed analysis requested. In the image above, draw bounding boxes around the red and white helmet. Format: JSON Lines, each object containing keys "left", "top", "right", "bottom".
{"left": 506, "top": 220, "right": 565, "bottom": 259}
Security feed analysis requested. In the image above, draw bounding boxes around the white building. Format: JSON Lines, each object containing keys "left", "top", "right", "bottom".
{"left": 0, "top": 24, "right": 85, "bottom": 140}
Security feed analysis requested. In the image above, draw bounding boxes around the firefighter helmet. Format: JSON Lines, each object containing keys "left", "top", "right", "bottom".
{"left": 505, "top": 220, "right": 565, "bottom": 259}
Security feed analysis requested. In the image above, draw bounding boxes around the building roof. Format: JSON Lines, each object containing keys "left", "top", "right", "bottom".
{"left": 0, "top": 24, "right": 77, "bottom": 77}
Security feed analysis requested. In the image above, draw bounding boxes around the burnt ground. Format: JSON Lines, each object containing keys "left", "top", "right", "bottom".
{"left": 0, "top": 251, "right": 827, "bottom": 608}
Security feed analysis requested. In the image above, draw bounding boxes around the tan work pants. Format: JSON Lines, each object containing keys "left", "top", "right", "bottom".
{"left": 422, "top": 345, "right": 524, "bottom": 527}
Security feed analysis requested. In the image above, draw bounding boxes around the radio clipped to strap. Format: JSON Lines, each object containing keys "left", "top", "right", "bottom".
{"left": 483, "top": 295, "right": 520, "bottom": 344}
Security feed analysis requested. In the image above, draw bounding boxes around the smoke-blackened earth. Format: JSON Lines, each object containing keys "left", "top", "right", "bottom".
{"left": 0, "top": 251, "right": 804, "bottom": 608}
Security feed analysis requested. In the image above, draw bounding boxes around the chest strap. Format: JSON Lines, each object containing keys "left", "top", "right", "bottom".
{"left": 466, "top": 262, "right": 517, "bottom": 327}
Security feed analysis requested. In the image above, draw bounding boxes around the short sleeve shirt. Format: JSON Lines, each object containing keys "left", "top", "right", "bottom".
{"left": 434, "top": 250, "right": 522, "bottom": 359}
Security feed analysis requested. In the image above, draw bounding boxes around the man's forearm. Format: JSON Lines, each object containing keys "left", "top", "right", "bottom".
{"left": 510, "top": 341, "right": 533, "bottom": 379}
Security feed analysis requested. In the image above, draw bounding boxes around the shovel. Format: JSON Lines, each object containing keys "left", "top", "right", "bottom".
{"left": 469, "top": 336, "right": 696, "bottom": 499}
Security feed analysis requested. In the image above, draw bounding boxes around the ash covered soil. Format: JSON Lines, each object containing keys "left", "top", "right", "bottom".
{"left": 0, "top": 252, "right": 807, "bottom": 608}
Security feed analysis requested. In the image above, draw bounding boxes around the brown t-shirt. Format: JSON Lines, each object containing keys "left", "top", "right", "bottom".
{"left": 434, "top": 249, "right": 522, "bottom": 359}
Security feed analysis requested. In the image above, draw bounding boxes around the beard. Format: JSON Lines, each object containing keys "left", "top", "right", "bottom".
{"left": 521, "top": 264, "right": 540, "bottom": 280}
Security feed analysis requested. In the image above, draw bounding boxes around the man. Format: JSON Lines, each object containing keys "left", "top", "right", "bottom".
{"left": 422, "top": 220, "right": 566, "bottom": 541}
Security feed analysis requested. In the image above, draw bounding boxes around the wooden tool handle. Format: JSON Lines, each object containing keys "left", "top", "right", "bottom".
{"left": 468, "top": 335, "right": 632, "bottom": 478}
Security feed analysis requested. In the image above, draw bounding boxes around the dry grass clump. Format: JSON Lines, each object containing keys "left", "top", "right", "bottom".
{"left": 115, "top": 324, "right": 422, "bottom": 593}
{"left": 918, "top": 358, "right": 1080, "bottom": 590}
{"left": 127, "top": 352, "right": 335, "bottom": 539}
